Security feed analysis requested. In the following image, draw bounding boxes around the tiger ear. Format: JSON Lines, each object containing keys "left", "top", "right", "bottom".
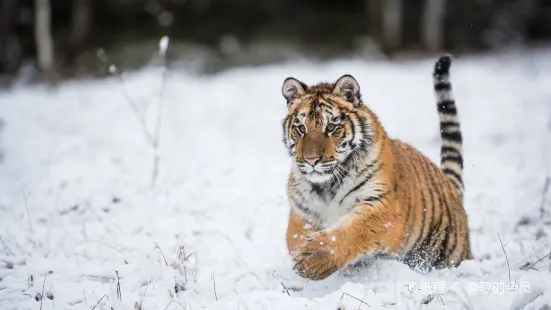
{"left": 333, "top": 74, "right": 361, "bottom": 106}
{"left": 282, "top": 77, "right": 307, "bottom": 103}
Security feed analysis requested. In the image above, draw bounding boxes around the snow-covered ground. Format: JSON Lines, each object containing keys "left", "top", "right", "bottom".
{"left": 1, "top": 48, "right": 551, "bottom": 310}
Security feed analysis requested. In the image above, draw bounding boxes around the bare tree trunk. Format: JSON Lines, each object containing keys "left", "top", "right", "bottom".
{"left": 381, "top": 0, "right": 403, "bottom": 53}
{"left": 0, "top": 0, "right": 21, "bottom": 77}
{"left": 35, "top": 0, "right": 56, "bottom": 83}
{"left": 69, "top": 0, "right": 92, "bottom": 76}
{"left": 70, "top": 0, "right": 91, "bottom": 46}
{"left": 422, "top": 0, "right": 447, "bottom": 52}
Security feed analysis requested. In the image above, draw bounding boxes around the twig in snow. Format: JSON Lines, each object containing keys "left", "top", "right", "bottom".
{"left": 151, "top": 35, "right": 169, "bottom": 187}
{"left": 238, "top": 298, "right": 250, "bottom": 310}
{"left": 101, "top": 35, "right": 171, "bottom": 187}
{"left": 179, "top": 246, "right": 195, "bottom": 282}
{"left": 156, "top": 245, "right": 168, "bottom": 266}
{"left": 0, "top": 237, "right": 14, "bottom": 256}
{"left": 521, "top": 249, "right": 551, "bottom": 270}
{"left": 163, "top": 298, "right": 187, "bottom": 310}
{"left": 179, "top": 246, "right": 195, "bottom": 262}
{"left": 39, "top": 274, "right": 47, "bottom": 310}
{"left": 211, "top": 271, "right": 218, "bottom": 302}
{"left": 117, "top": 76, "right": 154, "bottom": 145}
{"left": 83, "top": 289, "right": 88, "bottom": 306}
{"left": 116, "top": 271, "right": 122, "bottom": 300}
{"left": 280, "top": 282, "right": 290, "bottom": 296}
{"left": 22, "top": 189, "right": 33, "bottom": 237}
{"left": 91, "top": 294, "right": 108, "bottom": 310}
{"left": 422, "top": 293, "right": 444, "bottom": 305}
{"left": 497, "top": 233, "right": 512, "bottom": 284}
{"left": 339, "top": 293, "right": 371, "bottom": 308}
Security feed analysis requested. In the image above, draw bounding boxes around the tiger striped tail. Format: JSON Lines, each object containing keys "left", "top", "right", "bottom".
{"left": 433, "top": 54, "right": 464, "bottom": 193}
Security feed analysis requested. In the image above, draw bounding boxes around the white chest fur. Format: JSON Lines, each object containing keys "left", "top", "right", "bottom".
{"left": 306, "top": 194, "right": 349, "bottom": 228}
{"left": 294, "top": 175, "right": 378, "bottom": 229}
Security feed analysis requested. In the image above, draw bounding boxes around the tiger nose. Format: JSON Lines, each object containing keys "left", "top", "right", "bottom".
{"left": 304, "top": 156, "right": 321, "bottom": 166}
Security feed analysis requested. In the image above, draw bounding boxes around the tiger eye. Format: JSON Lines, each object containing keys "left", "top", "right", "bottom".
{"left": 297, "top": 125, "right": 306, "bottom": 134}
{"left": 326, "top": 123, "right": 336, "bottom": 132}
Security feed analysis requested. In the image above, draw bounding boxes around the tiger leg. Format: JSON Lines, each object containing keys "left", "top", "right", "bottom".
{"left": 293, "top": 199, "right": 405, "bottom": 280}
{"left": 286, "top": 208, "right": 316, "bottom": 256}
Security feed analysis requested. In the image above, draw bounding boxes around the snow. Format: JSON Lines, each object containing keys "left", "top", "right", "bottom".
{"left": 1, "top": 48, "right": 551, "bottom": 309}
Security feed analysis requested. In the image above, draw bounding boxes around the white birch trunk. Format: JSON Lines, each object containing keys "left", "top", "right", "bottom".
{"left": 35, "top": 0, "right": 56, "bottom": 82}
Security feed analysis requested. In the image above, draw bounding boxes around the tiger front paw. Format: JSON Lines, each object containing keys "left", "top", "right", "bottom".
{"left": 292, "top": 231, "right": 339, "bottom": 280}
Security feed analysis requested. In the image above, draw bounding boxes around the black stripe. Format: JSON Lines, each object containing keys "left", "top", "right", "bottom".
{"left": 363, "top": 190, "right": 390, "bottom": 203}
{"left": 318, "top": 102, "right": 333, "bottom": 110}
{"left": 442, "top": 168, "right": 463, "bottom": 185}
{"left": 434, "top": 54, "right": 452, "bottom": 74}
{"left": 434, "top": 82, "right": 451, "bottom": 91}
{"left": 416, "top": 170, "right": 437, "bottom": 261}
{"left": 423, "top": 162, "right": 435, "bottom": 244}
{"left": 441, "top": 131, "right": 463, "bottom": 143}
{"left": 448, "top": 177, "right": 464, "bottom": 193}
{"left": 437, "top": 227, "right": 449, "bottom": 264}
{"left": 286, "top": 116, "right": 293, "bottom": 140}
{"left": 436, "top": 186, "right": 451, "bottom": 263}
{"left": 428, "top": 193, "right": 444, "bottom": 250}
{"left": 356, "top": 110, "right": 367, "bottom": 138}
{"left": 412, "top": 195, "right": 427, "bottom": 251}
{"left": 348, "top": 112, "right": 357, "bottom": 148}
{"left": 437, "top": 105, "right": 457, "bottom": 115}
{"left": 352, "top": 110, "right": 367, "bottom": 149}
{"left": 442, "top": 200, "right": 455, "bottom": 259}
{"left": 311, "top": 184, "right": 325, "bottom": 197}
{"left": 339, "top": 164, "right": 382, "bottom": 204}
{"left": 440, "top": 121, "right": 459, "bottom": 132}
{"left": 356, "top": 159, "right": 380, "bottom": 177}
{"left": 437, "top": 100, "right": 455, "bottom": 109}
{"left": 441, "top": 152, "right": 462, "bottom": 159}
{"left": 403, "top": 192, "right": 415, "bottom": 248}
{"left": 434, "top": 56, "right": 451, "bottom": 75}
{"left": 421, "top": 163, "right": 442, "bottom": 259}
{"left": 410, "top": 162, "right": 426, "bottom": 251}
{"left": 294, "top": 202, "right": 321, "bottom": 220}
{"left": 327, "top": 178, "right": 343, "bottom": 199}
{"left": 447, "top": 214, "right": 458, "bottom": 258}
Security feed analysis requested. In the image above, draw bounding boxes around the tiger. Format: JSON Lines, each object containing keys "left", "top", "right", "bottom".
{"left": 280, "top": 55, "right": 472, "bottom": 281}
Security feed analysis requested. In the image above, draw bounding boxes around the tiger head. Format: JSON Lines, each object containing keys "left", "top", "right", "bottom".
{"left": 281, "top": 75, "right": 374, "bottom": 184}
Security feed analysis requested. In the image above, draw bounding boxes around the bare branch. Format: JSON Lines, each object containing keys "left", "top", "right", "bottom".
{"left": 116, "top": 271, "right": 122, "bottom": 300}
{"left": 91, "top": 294, "right": 108, "bottom": 310}
{"left": 521, "top": 249, "right": 551, "bottom": 270}
{"left": 39, "top": 274, "right": 47, "bottom": 310}
{"left": 339, "top": 292, "right": 371, "bottom": 308}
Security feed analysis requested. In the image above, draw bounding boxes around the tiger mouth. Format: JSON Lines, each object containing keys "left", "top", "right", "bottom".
{"left": 311, "top": 171, "right": 326, "bottom": 175}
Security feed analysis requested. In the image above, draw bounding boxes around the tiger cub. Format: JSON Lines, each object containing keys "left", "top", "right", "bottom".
{"left": 281, "top": 55, "right": 472, "bottom": 280}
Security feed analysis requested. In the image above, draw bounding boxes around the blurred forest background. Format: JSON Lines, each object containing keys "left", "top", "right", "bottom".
{"left": 1, "top": 0, "right": 550, "bottom": 86}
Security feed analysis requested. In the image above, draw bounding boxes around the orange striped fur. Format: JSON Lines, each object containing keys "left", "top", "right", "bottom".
{"left": 281, "top": 55, "right": 472, "bottom": 280}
